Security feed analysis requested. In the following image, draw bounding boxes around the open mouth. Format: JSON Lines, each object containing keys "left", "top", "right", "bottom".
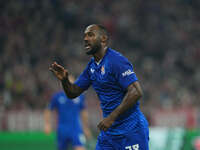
{"left": 85, "top": 44, "right": 91, "bottom": 50}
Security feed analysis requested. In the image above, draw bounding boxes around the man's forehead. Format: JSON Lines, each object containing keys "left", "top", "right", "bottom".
{"left": 84, "top": 25, "right": 99, "bottom": 33}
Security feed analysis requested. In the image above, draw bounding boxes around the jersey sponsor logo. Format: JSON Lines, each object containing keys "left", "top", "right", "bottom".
{"left": 122, "top": 69, "right": 134, "bottom": 77}
{"left": 101, "top": 65, "right": 105, "bottom": 75}
{"left": 90, "top": 68, "right": 95, "bottom": 73}
{"left": 125, "top": 144, "right": 139, "bottom": 150}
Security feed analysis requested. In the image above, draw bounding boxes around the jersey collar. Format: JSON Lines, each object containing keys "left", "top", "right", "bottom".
{"left": 94, "top": 47, "right": 109, "bottom": 66}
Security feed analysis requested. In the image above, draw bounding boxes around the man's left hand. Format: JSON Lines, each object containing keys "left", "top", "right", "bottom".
{"left": 97, "top": 116, "right": 115, "bottom": 131}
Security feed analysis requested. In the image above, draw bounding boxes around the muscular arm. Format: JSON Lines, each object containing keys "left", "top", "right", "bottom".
{"left": 49, "top": 62, "right": 84, "bottom": 99}
{"left": 98, "top": 81, "right": 143, "bottom": 131}
{"left": 109, "top": 81, "right": 143, "bottom": 120}
{"left": 61, "top": 78, "right": 84, "bottom": 99}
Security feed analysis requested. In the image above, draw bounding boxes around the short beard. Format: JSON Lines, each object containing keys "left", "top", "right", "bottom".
{"left": 86, "top": 43, "right": 102, "bottom": 55}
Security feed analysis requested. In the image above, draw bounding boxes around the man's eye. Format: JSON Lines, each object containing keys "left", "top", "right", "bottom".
{"left": 88, "top": 33, "right": 93, "bottom": 36}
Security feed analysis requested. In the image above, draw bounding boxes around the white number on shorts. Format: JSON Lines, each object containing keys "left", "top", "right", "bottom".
{"left": 125, "top": 144, "right": 139, "bottom": 150}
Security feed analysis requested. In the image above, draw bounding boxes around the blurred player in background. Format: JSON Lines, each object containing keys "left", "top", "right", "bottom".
{"left": 49, "top": 24, "right": 149, "bottom": 150}
{"left": 44, "top": 75, "right": 91, "bottom": 150}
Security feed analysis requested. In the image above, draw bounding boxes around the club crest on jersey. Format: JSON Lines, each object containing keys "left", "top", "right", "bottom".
{"left": 101, "top": 66, "right": 105, "bottom": 75}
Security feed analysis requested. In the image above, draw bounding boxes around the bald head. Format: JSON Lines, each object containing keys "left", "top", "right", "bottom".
{"left": 85, "top": 24, "right": 109, "bottom": 41}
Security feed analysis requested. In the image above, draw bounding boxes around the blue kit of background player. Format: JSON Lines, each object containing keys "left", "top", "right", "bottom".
{"left": 47, "top": 91, "right": 86, "bottom": 150}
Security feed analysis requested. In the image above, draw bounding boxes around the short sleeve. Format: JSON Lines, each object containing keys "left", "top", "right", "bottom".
{"left": 74, "top": 63, "right": 91, "bottom": 90}
{"left": 112, "top": 56, "right": 138, "bottom": 90}
{"left": 47, "top": 94, "right": 58, "bottom": 111}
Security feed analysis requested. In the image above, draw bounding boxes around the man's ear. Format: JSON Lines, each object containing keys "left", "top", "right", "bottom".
{"left": 101, "top": 35, "right": 108, "bottom": 43}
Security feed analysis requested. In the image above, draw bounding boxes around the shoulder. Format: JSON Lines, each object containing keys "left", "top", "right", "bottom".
{"left": 107, "top": 48, "right": 130, "bottom": 66}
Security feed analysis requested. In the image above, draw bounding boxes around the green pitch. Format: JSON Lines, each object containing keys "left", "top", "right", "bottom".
{"left": 0, "top": 132, "right": 56, "bottom": 150}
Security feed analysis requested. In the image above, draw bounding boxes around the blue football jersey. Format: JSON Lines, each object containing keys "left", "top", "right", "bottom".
{"left": 48, "top": 91, "right": 85, "bottom": 133}
{"left": 75, "top": 48, "right": 148, "bottom": 135}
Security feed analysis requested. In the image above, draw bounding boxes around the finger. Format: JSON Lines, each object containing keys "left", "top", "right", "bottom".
{"left": 49, "top": 67, "right": 57, "bottom": 75}
{"left": 53, "top": 61, "right": 58, "bottom": 65}
{"left": 49, "top": 66, "right": 53, "bottom": 71}
{"left": 98, "top": 123, "right": 106, "bottom": 131}
{"left": 49, "top": 66, "right": 55, "bottom": 72}
{"left": 97, "top": 123, "right": 100, "bottom": 129}
{"left": 103, "top": 126, "right": 108, "bottom": 131}
{"left": 101, "top": 125, "right": 107, "bottom": 131}
{"left": 53, "top": 61, "right": 61, "bottom": 67}
{"left": 52, "top": 63, "right": 64, "bottom": 72}
{"left": 97, "top": 122, "right": 103, "bottom": 130}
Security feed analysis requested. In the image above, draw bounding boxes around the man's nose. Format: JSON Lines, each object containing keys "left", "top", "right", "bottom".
{"left": 84, "top": 35, "right": 89, "bottom": 41}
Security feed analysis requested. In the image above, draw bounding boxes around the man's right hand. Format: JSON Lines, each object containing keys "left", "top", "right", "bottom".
{"left": 49, "top": 62, "right": 68, "bottom": 81}
{"left": 44, "top": 124, "right": 52, "bottom": 135}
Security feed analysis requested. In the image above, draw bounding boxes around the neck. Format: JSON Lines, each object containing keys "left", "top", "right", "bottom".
{"left": 93, "top": 46, "right": 108, "bottom": 62}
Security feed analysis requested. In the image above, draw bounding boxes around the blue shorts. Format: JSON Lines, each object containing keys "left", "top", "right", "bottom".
{"left": 95, "top": 128, "right": 149, "bottom": 150}
{"left": 57, "top": 130, "right": 86, "bottom": 150}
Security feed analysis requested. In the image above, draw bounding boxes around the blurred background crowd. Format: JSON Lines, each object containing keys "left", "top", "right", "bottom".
{"left": 0, "top": 0, "right": 200, "bottom": 130}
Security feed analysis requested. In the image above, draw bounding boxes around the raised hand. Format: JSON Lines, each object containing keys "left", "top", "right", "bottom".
{"left": 49, "top": 62, "right": 68, "bottom": 81}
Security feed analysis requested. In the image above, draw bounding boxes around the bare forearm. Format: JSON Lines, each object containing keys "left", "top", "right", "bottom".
{"left": 49, "top": 62, "right": 83, "bottom": 98}
{"left": 61, "top": 78, "right": 83, "bottom": 99}
{"left": 109, "top": 82, "right": 143, "bottom": 121}
{"left": 44, "top": 109, "right": 51, "bottom": 125}
{"left": 44, "top": 109, "right": 53, "bottom": 134}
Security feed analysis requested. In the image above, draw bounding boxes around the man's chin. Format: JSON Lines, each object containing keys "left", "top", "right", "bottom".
{"left": 85, "top": 48, "right": 97, "bottom": 55}
{"left": 85, "top": 45, "right": 101, "bottom": 55}
{"left": 85, "top": 48, "right": 91, "bottom": 53}
{"left": 86, "top": 49, "right": 93, "bottom": 55}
